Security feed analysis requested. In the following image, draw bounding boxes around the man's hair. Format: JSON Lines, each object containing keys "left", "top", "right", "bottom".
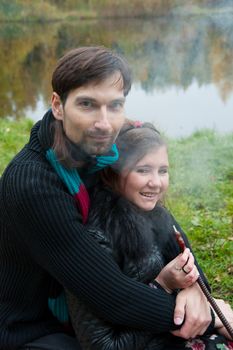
{"left": 51, "top": 46, "right": 131, "bottom": 168}
{"left": 102, "top": 122, "right": 167, "bottom": 191}
{"left": 52, "top": 46, "right": 131, "bottom": 103}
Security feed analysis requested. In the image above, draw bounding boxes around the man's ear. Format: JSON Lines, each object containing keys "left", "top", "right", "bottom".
{"left": 51, "top": 92, "right": 64, "bottom": 121}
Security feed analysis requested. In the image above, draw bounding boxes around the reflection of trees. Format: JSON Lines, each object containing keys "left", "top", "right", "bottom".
{"left": 130, "top": 15, "right": 233, "bottom": 95}
{"left": 209, "top": 26, "right": 233, "bottom": 102}
{"left": 0, "top": 23, "right": 58, "bottom": 118}
{"left": 0, "top": 14, "right": 233, "bottom": 119}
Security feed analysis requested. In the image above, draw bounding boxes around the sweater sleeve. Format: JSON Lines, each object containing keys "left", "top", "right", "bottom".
{"left": 3, "top": 161, "right": 179, "bottom": 333}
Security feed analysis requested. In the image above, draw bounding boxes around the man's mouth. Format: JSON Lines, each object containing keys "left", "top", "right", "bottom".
{"left": 88, "top": 133, "right": 112, "bottom": 141}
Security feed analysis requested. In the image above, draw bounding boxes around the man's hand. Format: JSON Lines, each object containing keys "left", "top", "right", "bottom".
{"left": 171, "top": 283, "right": 212, "bottom": 339}
{"left": 213, "top": 298, "right": 233, "bottom": 340}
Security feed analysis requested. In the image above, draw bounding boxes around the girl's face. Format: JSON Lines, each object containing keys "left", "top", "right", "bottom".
{"left": 119, "top": 146, "right": 169, "bottom": 211}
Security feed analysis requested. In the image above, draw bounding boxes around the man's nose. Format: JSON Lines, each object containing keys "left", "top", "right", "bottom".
{"left": 94, "top": 106, "right": 111, "bottom": 131}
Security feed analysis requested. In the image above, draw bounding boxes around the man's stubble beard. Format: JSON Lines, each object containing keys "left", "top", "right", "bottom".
{"left": 78, "top": 136, "right": 115, "bottom": 156}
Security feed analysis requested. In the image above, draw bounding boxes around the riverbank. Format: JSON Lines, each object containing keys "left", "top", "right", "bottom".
{"left": 0, "top": 0, "right": 233, "bottom": 22}
{"left": 1, "top": 118, "right": 232, "bottom": 305}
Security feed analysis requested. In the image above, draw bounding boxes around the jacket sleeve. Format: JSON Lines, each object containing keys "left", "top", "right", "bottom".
{"left": 2, "top": 161, "right": 182, "bottom": 333}
{"left": 67, "top": 290, "right": 154, "bottom": 350}
{"left": 66, "top": 229, "right": 153, "bottom": 350}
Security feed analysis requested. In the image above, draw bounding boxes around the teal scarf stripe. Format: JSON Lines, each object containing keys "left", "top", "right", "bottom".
{"left": 48, "top": 291, "right": 69, "bottom": 323}
{"left": 45, "top": 143, "right": 119, "bottom": 325}
{"left": 88, "top": 144, "right": 119, "bottom": 173}
{"left": 46, "top": 149, "right": 81, "bottom": 195}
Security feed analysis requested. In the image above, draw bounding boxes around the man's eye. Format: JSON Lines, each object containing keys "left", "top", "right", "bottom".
{"left": 109, "top": 101, "right": 124, "bottom": 110}
{"left": 79, "top": 100, "right": 93, "bottom": 108}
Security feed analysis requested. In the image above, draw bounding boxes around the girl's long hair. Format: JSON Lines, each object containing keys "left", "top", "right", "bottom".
{"left": 99, "top": 121, "right": 167, "bottom": 262}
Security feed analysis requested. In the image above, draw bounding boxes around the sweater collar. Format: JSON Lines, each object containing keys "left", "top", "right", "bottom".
{"left": 27, "top": 109, "right": 54, "bottom": 154}
{"left": 37, "top": 109, "right": 55, "bottom": 150}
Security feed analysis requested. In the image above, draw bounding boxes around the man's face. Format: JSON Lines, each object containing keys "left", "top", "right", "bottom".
{"left": 52, "top": 73, "right": 126, "bottom": 155}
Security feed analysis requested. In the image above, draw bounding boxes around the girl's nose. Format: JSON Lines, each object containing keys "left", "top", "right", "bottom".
{"left": 148, "top": 173, "right": 161, "bottom": 188}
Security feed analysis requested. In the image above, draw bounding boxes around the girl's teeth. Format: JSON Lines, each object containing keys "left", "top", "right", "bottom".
{"left": 141, "top": 192, "right": 155, "bottom": 197}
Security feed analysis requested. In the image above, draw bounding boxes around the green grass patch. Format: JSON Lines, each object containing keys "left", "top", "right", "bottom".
{"left": 0, "top": 118, "right": 33, "bottom": 174}
{"left": 167, "top": 129, "right": 233, "bottom": 306}
{"left": 0, "top": 120, "right": 232, "bottom": 306}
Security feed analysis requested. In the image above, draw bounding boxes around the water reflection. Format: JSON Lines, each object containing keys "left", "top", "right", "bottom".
{"left": 125, "top": 83, "right": 233, "bottom": 137}
{"left": 1, "top": 13, "right": 233, "bottom": 137}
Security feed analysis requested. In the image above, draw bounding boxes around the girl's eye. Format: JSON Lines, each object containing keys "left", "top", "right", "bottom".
{"left": 159, "top": 168, "right": 169, "bottom": 175}
{"left": 136, "top": 167, "right": 150, "bottom": 174}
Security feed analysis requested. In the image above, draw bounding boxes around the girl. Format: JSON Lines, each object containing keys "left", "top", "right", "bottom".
{"left": 66, "top": 122, "right": 233, "bottom": 350}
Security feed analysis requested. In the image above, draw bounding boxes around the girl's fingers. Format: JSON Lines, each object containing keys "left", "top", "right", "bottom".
{"left": 182, "top": 252, "right": 195, "bottom": 274}
{"left": 175, "top": 248, "right": 190, "bottom": 270}
{"left": 184, "top": 266, "right": 199, "bottom": 284}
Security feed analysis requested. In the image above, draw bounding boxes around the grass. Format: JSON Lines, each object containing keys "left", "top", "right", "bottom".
{"left": 0, "top": 118, "right": 33, "bottom": 174}
{"left": 167, "top": 130, "right": 233, "bottom": 306}
{"left": 0, "top": 119, "right": 232, "bottom": 306}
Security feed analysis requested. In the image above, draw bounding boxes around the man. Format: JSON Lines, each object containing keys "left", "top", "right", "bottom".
{"left": 0, "top": 46, "right": 213, "bottom": 349}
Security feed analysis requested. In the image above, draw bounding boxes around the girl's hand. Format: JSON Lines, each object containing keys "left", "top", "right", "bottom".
{"left": 155, "top": 248, "right": 199, "bottom": 293}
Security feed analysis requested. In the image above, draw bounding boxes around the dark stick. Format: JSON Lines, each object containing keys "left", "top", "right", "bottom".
{"left": 173, "top": 225, "right": 233, "bottom": 339}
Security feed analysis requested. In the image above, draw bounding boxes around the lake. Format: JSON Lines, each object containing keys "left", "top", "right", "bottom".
{"left": 1, "top": 11, "right": 233, "bottom": 138}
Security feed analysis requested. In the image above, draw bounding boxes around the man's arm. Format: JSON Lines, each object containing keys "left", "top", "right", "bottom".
{"left": 4, "top": 162, "right": 178, "bottom": 333}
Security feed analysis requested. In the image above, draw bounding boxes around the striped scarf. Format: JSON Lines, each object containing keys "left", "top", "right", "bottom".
{"left": 46, "top": 143, "right": 118, "bottom": 223}
{"left": 46, "top": 143, "right": 119, "bottom": 322}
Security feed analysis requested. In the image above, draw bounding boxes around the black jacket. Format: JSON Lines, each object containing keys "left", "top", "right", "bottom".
{"left": 66, "top": 187, "right": 210, "bottom": 350}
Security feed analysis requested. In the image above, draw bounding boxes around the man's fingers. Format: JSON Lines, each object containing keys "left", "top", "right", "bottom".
{"left": 174, "top": 293, "right": 186, "bottom": 325}
{"left": 172, "top": 318, "right": 200, "bottom": 339}
{"left": 172, "top": 284, "right": 212, "bottom": 339}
